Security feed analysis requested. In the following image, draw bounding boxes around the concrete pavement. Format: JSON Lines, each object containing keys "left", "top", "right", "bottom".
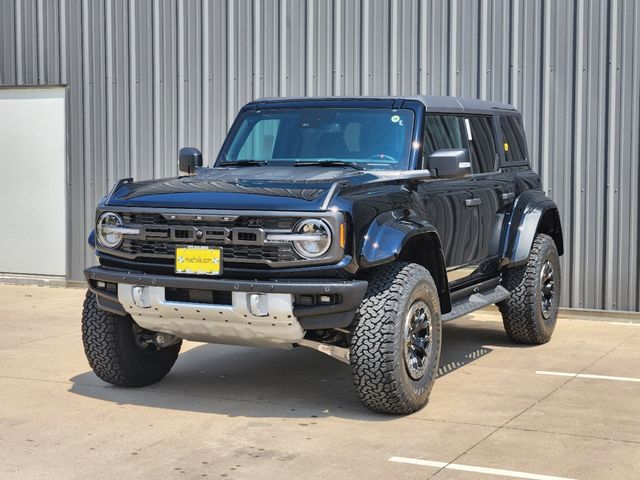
{"left": 0, "top": 284, "right": 638, "bottom": 479}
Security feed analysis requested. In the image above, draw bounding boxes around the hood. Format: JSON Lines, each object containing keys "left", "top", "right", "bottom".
{"left": 105, "top": 166, "right": 380, "bottom": 210}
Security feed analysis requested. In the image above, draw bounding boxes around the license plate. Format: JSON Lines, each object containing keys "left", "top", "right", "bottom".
{"left": 175, "top": 246, "right": 222, "bottom": 275}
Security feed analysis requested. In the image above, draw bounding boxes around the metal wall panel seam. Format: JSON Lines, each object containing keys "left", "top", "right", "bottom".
{"left": 278, "top": 0, "right": 286, "bottom": 96}
{"left": 105, "top": 0, "right": 114, "bottom": 190}
{"left": 448, "top": 0, "right": 458, "bottom": 96}
{"left": 600, "top": 0, "right": 613, "bottom": 308}
{"left": 604, "top": 0, "right": 619, "bottom": 309}
{"left": 36, "top": 0, "right": 43, "bottom": 84}
{"left": 15, "top": 0, "right": 23, "bottom": 84}
{"left": 417, "top": 0, "right": 425, "bottom": 93}
{"left": 305, "top": 0, "right": 314, "bottom": 96}
{"left": 227, "top": 0, "right": 236, "bottom": 126}
{"left": 253, "top": 0, "right": 261, "bottom": 99}
{"left": 333, "top": 0, "right": 341, "bottom": 96}
{"left": 202, "top": 0, "right": 210, "bottom": 161}
{"left": 360, "top": 0, "right": 369, "bottom": 95}
{"left": 128, "top": 0, "right": 137, "bottom": 178}
{"left": 152, "top": 0, "right": 160, "bottom": 177}
{"left": 388, "top": 0, "right": 397, "bottom": 95}
{"left": 632, "top": 0, "right": 640, "bottom": 310}
{"left": 177, "top": 0, "right": 184, "bottom": 150}
{"left": 622, "top": 0, "right": 639, "bottom": 310}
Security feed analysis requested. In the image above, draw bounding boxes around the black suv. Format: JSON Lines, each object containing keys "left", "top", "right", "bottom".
{"left": 83, "top": 96, "right": 563, "bottom": 414}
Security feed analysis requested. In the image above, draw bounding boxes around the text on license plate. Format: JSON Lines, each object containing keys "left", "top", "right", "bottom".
{"left": 175, "top": 246, "right": 222, "bottom": 275}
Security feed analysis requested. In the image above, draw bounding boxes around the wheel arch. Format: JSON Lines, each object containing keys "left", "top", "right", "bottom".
{"left": 358, "top": 211, "right": 451, "bottom": 313}
{"left": 502, "top": 191, "right": 564, "bottom": 266}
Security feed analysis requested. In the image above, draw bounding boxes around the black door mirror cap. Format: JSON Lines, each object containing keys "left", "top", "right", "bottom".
{"left": 426, "top": 148, "right": 471, "bottom": 178}
{"left": 178, "top": 147, "right": 203, "bottom": 176}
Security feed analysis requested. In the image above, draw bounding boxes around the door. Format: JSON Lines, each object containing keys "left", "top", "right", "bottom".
{"left": 0, "top": 88, "right": 66, "bottom": 277}
{"left": 418, "top": 113, "right": 481, "bottom": 269}
{"left": 465, "top": 115, "right": 506, "bottom": 260}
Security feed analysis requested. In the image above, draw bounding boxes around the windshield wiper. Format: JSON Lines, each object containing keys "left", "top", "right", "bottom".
{"left": 218, "top": 160, "right": 269, "bottom": 167}
{"left": 294, "top": 160, "right": 365, "bottom": 171}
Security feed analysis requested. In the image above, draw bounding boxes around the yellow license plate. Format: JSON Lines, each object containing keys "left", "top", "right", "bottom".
{"left": 175, "top": 246, "right": 222, "bottom": 275}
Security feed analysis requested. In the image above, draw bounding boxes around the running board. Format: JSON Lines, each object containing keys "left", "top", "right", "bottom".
{"left": 441, "top": 285, "right": 510, "bottom": 322}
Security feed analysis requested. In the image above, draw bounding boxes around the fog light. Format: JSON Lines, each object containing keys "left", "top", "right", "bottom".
{"left": 249, "top": 293, "right": 269, "bottom": 317}
{"left": 319, "top": 295, "right": 333, "bottom": 304}
{"left": 132, "top": 286, "right": 150, "bottom": 308}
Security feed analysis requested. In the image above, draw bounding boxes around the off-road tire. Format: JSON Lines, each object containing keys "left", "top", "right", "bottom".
{"left": 498, "top": 234, "right": 561, "bottom": 344}
{"left": 81, "top": 290, "right": 181, "bottom": 386}
{"left": 350, "top": 262, "right": 442, "bottom": 415}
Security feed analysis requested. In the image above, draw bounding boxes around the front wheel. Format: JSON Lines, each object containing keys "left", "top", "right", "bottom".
{"left": 81, "top": 290, "right": 182, "bottom": 387}
{"left": 350, "top": 263, "right": 442, "bottom": 414}
{"left": 498, "top": 233, "right": 561, "bottom": 344}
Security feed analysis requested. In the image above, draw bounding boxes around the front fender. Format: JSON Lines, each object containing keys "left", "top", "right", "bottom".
{"left": 358, "top": 210, "right": 438, "bottom": 268}
{"left": 358, "top": 210, "right": 450, "bottom": 313}
{"left": 88, "top": 229, "right": 96, "bottom": 249}
{"left": 501, "top": 191, "right": 564, "bottom": 265}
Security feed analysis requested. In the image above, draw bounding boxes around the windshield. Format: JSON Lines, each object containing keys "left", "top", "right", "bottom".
{"left": 219, "top": 108, "right": 415, "bottom": 170}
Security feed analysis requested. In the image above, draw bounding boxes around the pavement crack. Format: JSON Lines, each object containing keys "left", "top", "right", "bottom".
{"left": 502, "top": 425, "right": 640, "bottom": 445}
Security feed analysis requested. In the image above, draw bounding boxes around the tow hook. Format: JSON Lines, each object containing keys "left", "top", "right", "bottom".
{"left": 152, "top": 332, "right": 180, "bottom": 348}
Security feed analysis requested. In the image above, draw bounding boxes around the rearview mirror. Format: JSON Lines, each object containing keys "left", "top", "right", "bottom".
{"left": 425, "top": 148, "right": 471, "bottom": 178}
{"left": 178, "top": 147, "right": 203, "bottom": 175}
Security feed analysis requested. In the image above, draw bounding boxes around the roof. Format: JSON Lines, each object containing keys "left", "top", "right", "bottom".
{"left": 251, "top": 95, "right": 517, "bottom": 114}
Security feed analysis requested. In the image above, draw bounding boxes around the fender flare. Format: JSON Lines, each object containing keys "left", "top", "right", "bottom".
{"left": 501, "top": 190, "right": 564, "bottom": 265}
{"left": 358, "top": 210, "right": 451, "bottom": 313}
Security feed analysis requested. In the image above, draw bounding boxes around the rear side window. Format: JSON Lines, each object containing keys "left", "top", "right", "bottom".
{"left": 500, "top": 116, "right": 528, "bottom": 164}
{"left": 423, "top": 115, "right": 464, "bottom": 159}
{"left": 465, "top": 116, "right": 498, "bottom": 173}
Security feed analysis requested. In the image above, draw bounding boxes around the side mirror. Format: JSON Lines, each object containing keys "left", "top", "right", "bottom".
{"left": 425, "top": 148, "right": 471, "bottom": 178}
{"left": 178, "top": 147, "right": 203, "bottom": 175}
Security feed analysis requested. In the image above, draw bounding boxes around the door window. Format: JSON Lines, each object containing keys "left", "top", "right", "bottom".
{"left": 466, "top": 116, "right": 498, "bottom": 173}
{"left": 423, "top": 115, "right": 464, "bottom": 160}
{"left": 500, "top": 116, "right": 528, "bottom": 164}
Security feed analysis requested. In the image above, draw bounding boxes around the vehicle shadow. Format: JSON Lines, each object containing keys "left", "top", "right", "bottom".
{"left": 68, "top": 317, "right": 526, "bottom": 420}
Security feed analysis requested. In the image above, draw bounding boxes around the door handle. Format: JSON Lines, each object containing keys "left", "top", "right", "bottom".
{"left": 501, "top": 192, "right": 515, "bottom": 201}
{"left": 465, "top": 198, "right": 482, "bottom": 207}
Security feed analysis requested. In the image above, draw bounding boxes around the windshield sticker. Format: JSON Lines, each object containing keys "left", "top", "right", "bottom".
{"left": 391, "top": 115, "right": 400, "bottom": 123}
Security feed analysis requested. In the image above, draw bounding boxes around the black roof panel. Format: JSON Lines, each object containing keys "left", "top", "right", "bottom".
{"left": 251, "top": 95, "right": 517, "bottom": 114}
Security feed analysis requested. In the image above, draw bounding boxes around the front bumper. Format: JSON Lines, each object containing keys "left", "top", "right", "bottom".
{"left": 84, "top": 266, "right": 368, "bottom": 331}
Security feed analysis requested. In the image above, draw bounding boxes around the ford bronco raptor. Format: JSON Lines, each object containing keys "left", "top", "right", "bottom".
{"left": 83, "top": 96, "right": 563, "bottom": 414}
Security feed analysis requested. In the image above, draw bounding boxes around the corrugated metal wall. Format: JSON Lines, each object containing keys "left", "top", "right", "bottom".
{"left": 1, "top": 0, "right": 639, "bottom": 311}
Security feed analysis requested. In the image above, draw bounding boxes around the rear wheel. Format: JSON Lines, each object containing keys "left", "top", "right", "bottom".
{"left": 81, "top": 290, "right": 181, "bottom": 386}
{"left": 498, "top": 234, "right": 561, "bottom": 344}
{"left": 350, "top": 263, "right": 442, "bottom": 414}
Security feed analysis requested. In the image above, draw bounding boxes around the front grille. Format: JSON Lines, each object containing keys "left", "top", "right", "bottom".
{"left": 99, "top": 209, "right": 341, "bottom": 269}
{"left": 121, "top": 239, "right": 298, "bottom": 263}
{"left": 110, "top": 211, "right": 303, "bottom": 266}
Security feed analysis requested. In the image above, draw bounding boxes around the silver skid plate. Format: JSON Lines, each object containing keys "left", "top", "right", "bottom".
{"left": 118, "top": 284, "right": 304, "bottom": 349}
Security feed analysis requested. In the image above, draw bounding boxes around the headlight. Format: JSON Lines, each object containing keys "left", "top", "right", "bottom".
{"left": 292, "top": 219, "right": 332, "bottom": 259}
{"left": 96, "top": 212, "right": 125, "bottom": 249}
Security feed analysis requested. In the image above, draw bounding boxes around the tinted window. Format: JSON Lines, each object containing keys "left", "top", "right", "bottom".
{"left": 237, "top": 118, "right": 280, "bottom": 160}
{"left": 500, "top": 116, "right": 528, "bottom": 163}
{"left": 223, "top": 108, "right": 415, "bottom": 170}
{"left": 466, "top": 116, "right": 497, "bottom": 173}
{"left": 423, "top": 115, "right": 464, "bottom": 159}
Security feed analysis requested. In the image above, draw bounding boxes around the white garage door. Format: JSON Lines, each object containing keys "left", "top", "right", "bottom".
{"left": 0, "top": 88, "right": 66, "bottom": 277}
